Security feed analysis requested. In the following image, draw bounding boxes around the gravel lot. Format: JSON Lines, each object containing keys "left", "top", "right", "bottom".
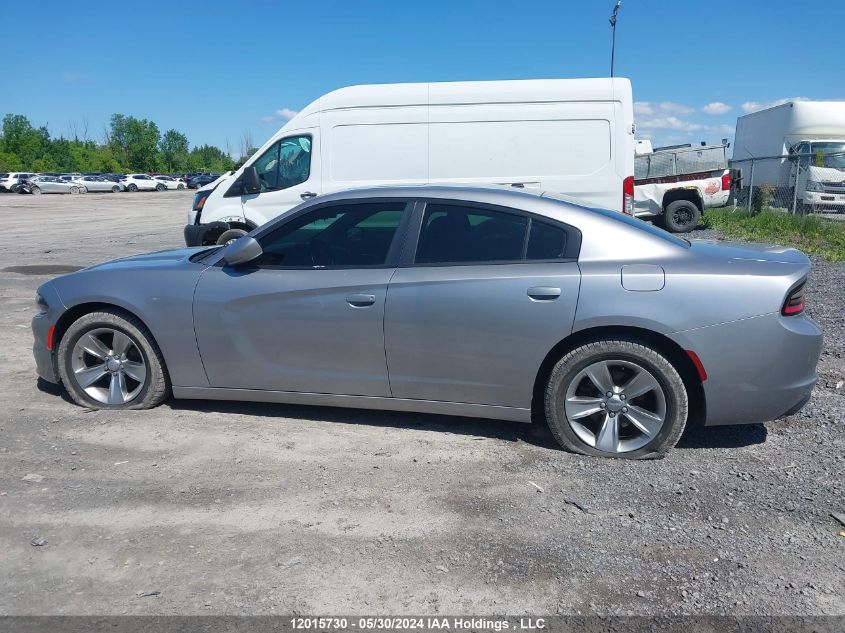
{"left": 0, "top": 192, "right": 842, "bottom": 616}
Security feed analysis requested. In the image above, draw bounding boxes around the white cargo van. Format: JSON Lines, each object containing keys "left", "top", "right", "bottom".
{"left": 732, "top": 101, "right": 845, "bottom": 212}
{"left": 185, "top": 78, "right": 635, "bottom": 246}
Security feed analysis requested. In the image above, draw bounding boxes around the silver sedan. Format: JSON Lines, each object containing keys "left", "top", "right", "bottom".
{"left": 32, "top": 186, "right": 822, "bottom": 458}
{"left": 24, "top": 176, "right": 82, "bottom": 194}
{"left": 73, "top": 176, "right": 123, "bottom": 193}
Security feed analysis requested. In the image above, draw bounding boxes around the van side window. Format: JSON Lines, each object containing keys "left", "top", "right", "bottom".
{"left": 252, "top": 135, "right": 312, "bottom": 193}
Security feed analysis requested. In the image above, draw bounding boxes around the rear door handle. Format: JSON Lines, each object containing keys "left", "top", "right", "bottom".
{"left": 346, "top": 293, "right": 376, "bottom": 307}
{"left": 300, "top": 191, "right": 317, "bottom": 200}
{"left": 527, "top": 286, "right": 561, "bottom": 301}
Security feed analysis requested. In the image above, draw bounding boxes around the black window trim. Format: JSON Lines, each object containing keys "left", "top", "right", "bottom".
{"left": 224, "top": 133, "right": 314, "bottom": 198}
{"left": 219, "top": 197, "right": 417, "bottom": 271}
{"left": 398, "top": 198, "right": 582, "bottom": 267}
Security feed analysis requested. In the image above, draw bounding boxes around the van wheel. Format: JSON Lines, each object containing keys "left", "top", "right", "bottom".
{"left": 543, "top": 340, "right": 688, "bottom": 459}
{"left": 663, "top": 200, "right": 701, "bottom": 232}
{"left": 216, "top": 228, "right": 248, "bottom": 245}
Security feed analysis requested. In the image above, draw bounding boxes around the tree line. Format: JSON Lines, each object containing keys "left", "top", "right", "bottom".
{"left": 0, "top": 113, "right": 238, "bottom": 174}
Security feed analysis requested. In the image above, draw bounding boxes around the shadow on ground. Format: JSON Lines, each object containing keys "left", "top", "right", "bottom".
{"left": 165, "top": 396, "right": 767, "bottom": 453}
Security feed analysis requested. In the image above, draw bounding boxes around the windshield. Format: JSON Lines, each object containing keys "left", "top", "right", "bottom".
{"left": 810, "top": 142, "right": 845, "bottom": 169}
{"left": 542, "top": 191, "right": 690, "bottom": 248}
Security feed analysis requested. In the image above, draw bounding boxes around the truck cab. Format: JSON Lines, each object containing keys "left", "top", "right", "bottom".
{"left": 791, "top": 140, "right": 845, "bottom": 213}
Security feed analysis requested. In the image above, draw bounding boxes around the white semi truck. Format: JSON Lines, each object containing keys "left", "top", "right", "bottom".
{"left": 732, "top": 100, "right": 845, "bottom": 213}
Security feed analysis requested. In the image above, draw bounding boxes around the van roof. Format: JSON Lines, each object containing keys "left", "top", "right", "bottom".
{"left": 295, "top": 77, "right": 631, "bottom": 119}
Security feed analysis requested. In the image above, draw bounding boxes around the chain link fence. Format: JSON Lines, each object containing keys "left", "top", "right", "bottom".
{"left": 729, "top": 151, "right": 845, "bottom": 215}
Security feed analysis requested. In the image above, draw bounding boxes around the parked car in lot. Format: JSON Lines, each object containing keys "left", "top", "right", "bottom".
{"left": 21, "top": 175, "right": 82, "bottom": 194}
{"left": 121, "top": 174, "right": 165, "bottom": 192}
{"left": 153, "top": 175, "right": 186, "bottom": 190}
{"left": 187, "top": 174, "right": 220, "bottom": 189}
{"left": 73, "top": 175, "right": 123, "bottom": 193}
{"left": 0, "top": 172, "right": 39, "bottom": 192}
{"left": 33, "top": 186, "right": 822, "bottom": 459}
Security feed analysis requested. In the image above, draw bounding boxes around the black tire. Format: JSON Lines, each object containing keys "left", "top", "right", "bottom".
{"left": 177, "top": 183, "right": 185, "bottom": 189}
{"left": 111, "top": 185, "right": 120, "bottom": 193}
{"left": 127, "top": 183, "right": 138, "bottom": 192}
{"left": 543, "top": 339, "right": 688, "bottom": 459}
{"left": 57, "top": 309, "right": 170, "bottom": 410}
{"left": 30, "top": 186, "right": 41, "bottom": 195}
{"left": 155, "top": 183, "right": 166, "bottom": 191}
{"left": 216, "top": 228, "right": 248, "bottom": 245}
{"left": 663, "top": 200, "right": 701, "bottom": 233}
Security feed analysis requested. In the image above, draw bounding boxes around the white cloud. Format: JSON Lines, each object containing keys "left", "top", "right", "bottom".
{"left": 637, "top": 116, "right": 704, "bottom": 132}
{"left": 635, "top": 101, "right": 695, "bottom": 117}
{"left": 741, "top": 97, "right": 809, "bottom": 113}
{"left": 261, "top": 107, "right": 299, "bottom": 124}
{"left": 702, "top": 102, "right": 732, "bottom": 115}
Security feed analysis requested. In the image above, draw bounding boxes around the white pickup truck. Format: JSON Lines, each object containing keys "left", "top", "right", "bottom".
{"left": 633, "top": 143, "right": 731, "bottom": 232}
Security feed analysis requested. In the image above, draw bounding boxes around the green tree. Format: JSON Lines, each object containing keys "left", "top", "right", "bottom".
{"left": 187, "top": 144, "right": 234, "bottom": 172}
{"left": 1, "top": 114, "right": 50, "bottom": 167}
{"left": 159, "top": 129, "right": 189, "bottom": 172}
{"left": 108, "top": 114, "right": 161, "bottom": 171}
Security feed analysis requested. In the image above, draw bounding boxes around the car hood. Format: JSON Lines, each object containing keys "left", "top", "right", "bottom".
{"left": 82, "top": 247, "right": 209, "bottom": 272}
{"left": 687, "top": 239, "right": 809, "bottom": 265}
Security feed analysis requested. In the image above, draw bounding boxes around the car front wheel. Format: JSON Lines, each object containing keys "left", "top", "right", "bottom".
{"left": 57, "top": 310, "right": 170, "bottom": 410}
{"left": 544, "top": 339, "right": 688, "bottom": 458}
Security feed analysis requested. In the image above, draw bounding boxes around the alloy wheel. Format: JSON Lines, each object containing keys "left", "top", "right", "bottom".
{"left": 563, "top": 359, "right": 667, "bottom": 453}
{"left": 70, "top": 328, "right": 147, "bottom": 405}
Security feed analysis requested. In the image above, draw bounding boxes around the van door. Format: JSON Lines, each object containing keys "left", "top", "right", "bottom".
{"left": 240, "top": 129, "right": 321, "bottom": 227}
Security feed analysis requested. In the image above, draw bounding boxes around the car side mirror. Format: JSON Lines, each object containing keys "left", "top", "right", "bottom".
{"left": 241, "top": 166, "right": 261, "bottom": 195}
{"left": 222, "top": 236, "right": 262, "bottom": 266}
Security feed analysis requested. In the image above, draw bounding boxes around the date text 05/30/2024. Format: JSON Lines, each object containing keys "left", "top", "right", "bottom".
{"left": 290, "top": 617, "right": 547, "bottom": 631}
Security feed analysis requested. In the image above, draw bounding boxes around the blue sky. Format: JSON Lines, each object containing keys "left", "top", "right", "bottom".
{"left": 2, "top": 0, "right": 844, "bottom": 154}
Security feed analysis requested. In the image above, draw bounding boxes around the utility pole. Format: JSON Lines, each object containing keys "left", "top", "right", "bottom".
{"left": 610, "top": 1, "right": 622, "bottom": 77}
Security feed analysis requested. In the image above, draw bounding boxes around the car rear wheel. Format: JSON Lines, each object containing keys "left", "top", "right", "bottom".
{"left": 111, "top": 185, "right": 120, "bottom": 193}
{"left": 663, "top": 200, "right": 701, "bottom": 233}
{"left": 58, "top": 310, "right": 170, "bottom": 410}
{"left": 177, "top": 183, "right": 185, "bottom": 189}
{"left": 544, "top": 339, "right": 688, "bottom": 458}
{"left": 31, "top": 186, "right": 41, "bottom": 195}
{"left": 70, "top": 186, "right": 80, "bottom": 194}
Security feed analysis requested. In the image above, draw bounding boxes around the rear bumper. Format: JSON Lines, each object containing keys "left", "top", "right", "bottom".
{"left": 678, "top": 312, "right": 822, "bottom": 426}
{"left": 184, "top": 221, "right": 229, "bottom": 247}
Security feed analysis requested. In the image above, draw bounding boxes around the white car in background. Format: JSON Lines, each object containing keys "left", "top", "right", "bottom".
{"left": 121, "top": 174, "right": 164, "bottom": 192}
{"left": 0, "top": 172, "right": 39, "bottom": 192}
{"left": 153, "top": 175, "right": 186, "bottom": 190}
{"left": 73, "top": 175, "right": 123, "bottom": 193}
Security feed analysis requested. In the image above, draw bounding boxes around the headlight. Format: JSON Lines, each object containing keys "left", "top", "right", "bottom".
{"left": 806, "top": 181, "right": 823, "bottom": 192}
{"left": 35, "top": 291, "right": 49, "bottom": 313}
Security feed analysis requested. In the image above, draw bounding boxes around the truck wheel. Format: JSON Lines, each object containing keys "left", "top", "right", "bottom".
{"left": 663, "top": 200, "right": 701, "bottom": 233}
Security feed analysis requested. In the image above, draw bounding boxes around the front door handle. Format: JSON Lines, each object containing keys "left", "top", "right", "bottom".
{"left": 527, "top": 286, "right": 561, "bottom": 301}
{"left": 346, "top": 293, "right": 376, "bottom": 307}
{"left": 300, "top": 191, "right": 317, "bottom": 200}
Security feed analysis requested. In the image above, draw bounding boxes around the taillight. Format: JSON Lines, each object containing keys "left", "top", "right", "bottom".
{"left": 721, "top": 172, "right": 731, "bottom": 191}
{"left": 623, "top": 175, "right": 634, "bottom": 215}
{"left": 782, "top": 282, "right": 805, "bottom": 316}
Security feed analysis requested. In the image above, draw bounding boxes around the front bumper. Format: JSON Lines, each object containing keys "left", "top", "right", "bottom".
{"left": 184, "top": 221, "right": 230, "bottom": 247}
{"left": 32, "top": 313, "right": 59, "bottom": 384}
{"left": 679, "top": 312, "right": 823, "bottom": 426}
{"left": 804, "top": 191, "right": 845, "bottom": 208}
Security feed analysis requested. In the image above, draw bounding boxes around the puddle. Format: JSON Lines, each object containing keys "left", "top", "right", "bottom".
{"left": 2, "top": 264, "right": 83, "bottom": 275}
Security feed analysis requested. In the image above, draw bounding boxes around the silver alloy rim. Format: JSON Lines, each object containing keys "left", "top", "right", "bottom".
{"left": 564, "top": 359, "right": 666, "bottom": 453}
{"left": 70, "top": 328, "right": 146, "bottom": 405}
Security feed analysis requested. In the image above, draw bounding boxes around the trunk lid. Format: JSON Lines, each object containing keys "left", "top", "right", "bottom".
{"left": 687, "top": 239, "right": 810, "bottom": 265}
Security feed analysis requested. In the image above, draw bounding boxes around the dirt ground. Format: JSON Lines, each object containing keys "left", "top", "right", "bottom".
{"left": 0, "top": 191, "right": 843, "bottom": 616}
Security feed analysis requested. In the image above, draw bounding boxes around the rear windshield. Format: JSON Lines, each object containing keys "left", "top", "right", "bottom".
{"left": 542, "top": 192, "right": 690, "bottom": 248}
{"left": 0, "top": 173, "right": 8, "bottom": 178}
